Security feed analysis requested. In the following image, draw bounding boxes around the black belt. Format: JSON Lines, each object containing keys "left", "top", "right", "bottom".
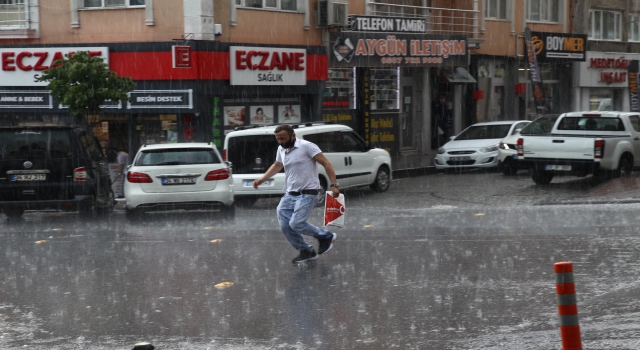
{"left": 288, "top": 189, "right": 320, "bottom": 196}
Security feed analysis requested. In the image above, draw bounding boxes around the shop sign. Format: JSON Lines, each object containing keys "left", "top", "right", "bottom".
{"left": 172, "top": 46, "right": 191, "bottom": 68}
{"left": 127, "top": 90, "right": 193, "bottom": 109}
{"left": 530, "top": 31, "right": 586, "bottom": 62}
{"left": 229, "top": 46, "right": 306, "bottom": 86}
{"left": 329, "top": 33, "right": 467, "bottom": 67}
{"left": 0, "top": 47, "right": 109, "bottom": 87}
{"left": 347, "top": 15, "right": 426, "bottom": 33}
{"left": 524, "top": 28, "right": 547, "bottom": 115}
{"left": 576, "top": 52, "right": 640, "bottom": 87}
{"left": 0, "top": 90, "right": 52, "bottom": 108}
{"left": 629, "top": 61, "right": 640, "bottom": 112}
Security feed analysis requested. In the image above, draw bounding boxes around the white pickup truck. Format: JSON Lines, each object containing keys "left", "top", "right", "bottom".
{"left": 516, "top": 111, "right": 640, "bottom": 185}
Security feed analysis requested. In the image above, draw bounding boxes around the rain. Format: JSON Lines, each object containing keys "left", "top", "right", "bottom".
{"left": 2, "top": 0, "right": 640, "bottom": 349}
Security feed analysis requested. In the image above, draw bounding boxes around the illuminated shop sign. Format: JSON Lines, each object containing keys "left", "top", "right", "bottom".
{"left": 530, "top": 31, "right": 586, "bottom": 62}
{"left": 0, "top": 47, "right": 109, "bottom": 86}
{"left": 0, "top": 91, "right": 52, "bottom": 108}
{"left": 128, "top": 90, "right": 193, "bottom": 109}
{"left": 576, "top": 52, "right": 640, "bottom": 87}
{"left": 329, "top": 33, "right": 467, "bottom": 67}
{"left": 229, "top": 46, "right": 307, "bottom": 86}
{"left": 347, "top": 15, "right": 426, "bottom": 33}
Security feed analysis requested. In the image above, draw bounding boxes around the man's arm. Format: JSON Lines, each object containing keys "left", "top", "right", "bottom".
{"left": 252, "top": 161, "right": 284, "bottom": 189}
{"left": 313, "top": 153, "right": 340, "bottom": 197}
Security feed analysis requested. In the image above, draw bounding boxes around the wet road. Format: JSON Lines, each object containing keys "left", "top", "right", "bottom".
{"left": 2, "top": 171, "right": 640, "bottom": 349}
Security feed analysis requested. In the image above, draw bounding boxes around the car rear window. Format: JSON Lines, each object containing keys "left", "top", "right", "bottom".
{"left": 226, "top": 135, "right": 281, "bottom": 174}
{"left": 520, "top": 115, "right": 561, "bottom": 135}
{"left": 556, "top": 117, "right": 625, "bottom": 131}
{"left": 135, "top": 148, "right": 221, "bottom": 166}
{"left": 455, "top": 124, "right": 512, "bottom": 140}
{"left": 0, "top": 129, "right": 73, "bottom": 159}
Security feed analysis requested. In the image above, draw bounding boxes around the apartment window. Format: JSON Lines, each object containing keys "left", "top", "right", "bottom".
{"left": 239, "top": 0, "right": 297, "bottom": 11}
{"left": 485, "top": 0, "right": 507, "bottom": 20}
{"left": 0, "top": 0, "right": 27, "bottom": 28}
{"left": 84, "top": 0, "right": 145, "bottom": 7}
{"left": 630, "top": 14, "right": 640, "bottom": 42}
{"left": 528, "top": 0, "right": 559, "bottom": 22}
{"left": 589, "top": 10, "right": 621, "bottom": 41}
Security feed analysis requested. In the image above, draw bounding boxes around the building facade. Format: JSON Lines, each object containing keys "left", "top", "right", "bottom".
{"left": 0, "top": 0, "right": 327, "bottom": 158}
{"left": 572, "top": 0, "right": 640, "bottom": 112}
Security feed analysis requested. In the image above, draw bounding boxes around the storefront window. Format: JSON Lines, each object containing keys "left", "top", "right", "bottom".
{"left": 590, "top": 88, "right": 612, "bottom": 111}
{"left": 371, "top": 68, "right": 399, "bottom": 110}
{"left": 323, "top": 68, "right": 355, "bottom": 110}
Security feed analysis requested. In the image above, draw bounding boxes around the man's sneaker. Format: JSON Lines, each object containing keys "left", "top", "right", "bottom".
{"left": 292, "top": 249, "right": 318, "bottom": 263}
{"left": 317, "top": 232, "right": 337, "bottom": 255}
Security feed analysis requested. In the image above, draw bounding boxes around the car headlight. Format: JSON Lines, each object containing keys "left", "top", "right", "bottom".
{"left": 480, "top": 143, "right": 500, "bottom": 153}
{"left": 437, "top": 147, "right": 446, "bottom": 154}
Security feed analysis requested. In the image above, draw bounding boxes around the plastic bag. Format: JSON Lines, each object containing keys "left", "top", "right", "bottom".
{"left": 324, "top": 191, "right": 345, "bottom": 228}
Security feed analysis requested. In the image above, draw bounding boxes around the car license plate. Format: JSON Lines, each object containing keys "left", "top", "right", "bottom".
{"left": 449, "top": 156, "right": 470, "bottom": 161}
{"left": 11, "top": 174, "right": 46, "bottom": 181}
{"left": 245, "top": 179, "right": 273, "bottom": 187}
{"left": 545, "top": 164, "right": 571, "bottom": 171}
{"left": 162, "top": 177, "right": 197, "bottom": 185}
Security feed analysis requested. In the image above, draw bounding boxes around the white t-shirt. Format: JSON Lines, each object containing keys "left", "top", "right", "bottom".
{"left": 117, "top": 151, "right": 129, "bottom": 167}
{"left": 275, "top": 138, "right": 322, "bottom": 192}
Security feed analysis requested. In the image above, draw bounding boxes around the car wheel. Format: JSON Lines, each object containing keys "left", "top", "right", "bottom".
{"left": 370, "top": 166, "right": 391, "bottom": 192}
{"left": 220, "top": 204, "right": 236, "bottom": 220}
{"left": 125, "top": 208, "right": 144, "bottom": 222}
{"left": 4, "top": 207, "right": 24, "bottom": 219}
{"left": 234, "top": 197, "right": 257, "bottom": 208}
{"left": 79, "top": 197, "right": 94, "bottom": 217}
{"left": 96, "top": 189, "right": 115, "bottom": 216}
{"left": 501, "top": 159, "right": 518, "bottom": 176}
{"left": 531, "top": 167, "right": 554, "bottom": 185}
{"left": 614, "top": 155, "right": 633, "bottom": 178}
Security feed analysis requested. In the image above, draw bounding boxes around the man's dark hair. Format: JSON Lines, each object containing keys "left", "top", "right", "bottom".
{"left": 275, "top": 124, "right": 294, "bottom": 136}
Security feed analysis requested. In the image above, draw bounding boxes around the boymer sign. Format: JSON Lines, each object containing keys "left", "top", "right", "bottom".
{"left": 347, "top": 15, "right": 426, "bottom": 33}
{"left": 530, "top": 31, "right": 586, "bottom": 62}
{"left": 229, "top": 46, "right": 306, "bottom": 86}
{"left": 329, "top": 33, "right": 467, "bottom": 67}
{"left": 629, "top": 60, "right": 640, "bottom": 112}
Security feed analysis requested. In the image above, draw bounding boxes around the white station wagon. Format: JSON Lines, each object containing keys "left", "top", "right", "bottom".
{"left": 223, "top": 123, "right": 392, "bottom": 207}
{"left": 124, "top": 142, "right": 235, "bottom": 221}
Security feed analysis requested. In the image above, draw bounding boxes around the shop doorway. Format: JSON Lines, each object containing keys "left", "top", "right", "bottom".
{"left": 401, "top": 68, "right": 419, "bottom": 150}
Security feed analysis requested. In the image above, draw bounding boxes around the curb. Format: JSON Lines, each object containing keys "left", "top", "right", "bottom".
{"left": 392, "top": 166, "right": 438, "bottom": 179}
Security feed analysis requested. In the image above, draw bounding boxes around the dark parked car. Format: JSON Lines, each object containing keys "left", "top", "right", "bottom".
{"left": 0, "top": 125, "right": 115, "bottom": 218}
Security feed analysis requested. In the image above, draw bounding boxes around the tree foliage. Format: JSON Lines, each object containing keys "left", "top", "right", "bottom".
{"left": 36, "top": 51, "right": 135, "bottom": 117}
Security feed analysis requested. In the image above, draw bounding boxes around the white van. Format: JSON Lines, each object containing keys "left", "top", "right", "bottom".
{"left": 223, "top": 123, "right": 392, "bottom": 207}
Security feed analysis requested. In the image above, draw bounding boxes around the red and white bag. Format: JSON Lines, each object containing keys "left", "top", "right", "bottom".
{"left": 324, "top": 192, "right": 345, "bottom": 228}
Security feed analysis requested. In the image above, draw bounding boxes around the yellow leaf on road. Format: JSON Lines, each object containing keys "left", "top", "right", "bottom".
{"left": 475, "top": 213, "right": 485, "bottom": 216}
{"left": 364, "top": 224, "right": 373, "bottom": 228}
{"left": 204, "top": 226, "right": 214, "bottom": 230}
{"left": 52, "top": 228, "right": 62, "bottom": 231}
{"left": 210, "top": 239, "right": 222, "bottom": 243}
{"left": 35, "top": 240, "right": 47, "bottom": 244}
{"left": 214, "top": 282, "right": 234, "bottom": 289}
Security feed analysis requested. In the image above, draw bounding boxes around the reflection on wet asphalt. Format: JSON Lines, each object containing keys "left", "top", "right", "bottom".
{"left": 2, "top": 172, "right": 640, "bottom": 349}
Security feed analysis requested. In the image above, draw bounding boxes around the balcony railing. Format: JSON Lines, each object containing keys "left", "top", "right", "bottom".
{"left": 367, "top": 1, "right": 479, "bottom": 38}
{"left": 0, "top": 1, "right": 29, "bottom": 29}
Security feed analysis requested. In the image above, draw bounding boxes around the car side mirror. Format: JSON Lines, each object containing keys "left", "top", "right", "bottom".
{"left": 449, "top": 136, "right": 456, "bottom": 141}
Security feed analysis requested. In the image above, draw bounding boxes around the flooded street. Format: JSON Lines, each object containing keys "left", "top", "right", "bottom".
{"left": 2, "top": 172, "right": 640, "bottom": 349}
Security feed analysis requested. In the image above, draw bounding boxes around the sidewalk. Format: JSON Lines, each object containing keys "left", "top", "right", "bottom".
{"left": 391, "top": 152, "right": 436, "bottom": 178}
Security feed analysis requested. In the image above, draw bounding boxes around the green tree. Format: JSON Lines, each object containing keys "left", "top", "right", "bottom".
{"left": 36, "top": 51, "right": 135, "bottom": 118}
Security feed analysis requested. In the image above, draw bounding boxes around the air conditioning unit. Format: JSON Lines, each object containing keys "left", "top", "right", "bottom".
{"left": 317, "top": 0, "right": 348, "bottom": 27}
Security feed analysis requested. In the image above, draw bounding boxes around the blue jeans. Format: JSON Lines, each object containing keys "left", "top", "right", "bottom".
{"left": 277, "top": 193, "right": 332, "bottom": 251}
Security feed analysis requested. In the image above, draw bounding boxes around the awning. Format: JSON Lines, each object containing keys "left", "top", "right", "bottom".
{"left": 440, "top": 67, "right": 477, "bottom": 84}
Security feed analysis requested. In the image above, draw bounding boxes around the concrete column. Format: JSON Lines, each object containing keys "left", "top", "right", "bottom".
{"left": 184, "top": 0, "right": 215, "bottom": 40}
{"left": 454, "top": 85, "right": 462, "bottom": 135}
{"left": 421, "top": 67, "right": 432, "bottom": 154}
